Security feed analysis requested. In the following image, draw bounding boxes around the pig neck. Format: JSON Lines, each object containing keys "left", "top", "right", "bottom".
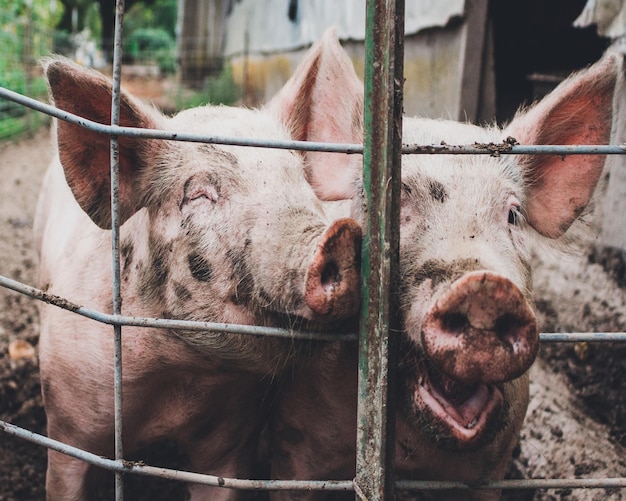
{"left": 271, "top": 340, "right": 359, "bottom": 483}
{"left": 106, "top": 213, "right": 279, "bottom": 451}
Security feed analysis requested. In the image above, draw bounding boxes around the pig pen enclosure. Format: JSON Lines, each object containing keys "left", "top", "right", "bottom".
{"left": 1, "top": 1, "right": 626, "bottom": 500}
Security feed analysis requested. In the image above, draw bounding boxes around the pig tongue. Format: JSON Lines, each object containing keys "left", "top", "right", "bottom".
{"left": 427, "top": 368, "right": 490, "bottom": 427}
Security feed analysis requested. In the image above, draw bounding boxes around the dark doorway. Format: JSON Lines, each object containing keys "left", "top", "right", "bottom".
{"left": 489, "top": 0, "right": 609, "bottom": 124}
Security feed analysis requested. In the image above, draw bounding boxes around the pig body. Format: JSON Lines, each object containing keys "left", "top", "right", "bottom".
{"left": 35, "top": 57, "right": 361, "bottom": 500}
{"left": 268, "top": 32, "right": 618, "bottom": 500}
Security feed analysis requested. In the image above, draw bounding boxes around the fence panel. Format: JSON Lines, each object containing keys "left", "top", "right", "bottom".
{"left": 1, "top": 0, "right": 626, "bottom": 500}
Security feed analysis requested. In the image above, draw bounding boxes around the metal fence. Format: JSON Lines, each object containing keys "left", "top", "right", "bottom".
{"left": 1, "top": 0, "right": 626, "bottom": 499}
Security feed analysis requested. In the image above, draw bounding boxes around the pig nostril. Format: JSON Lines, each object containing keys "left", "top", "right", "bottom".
{"left": 320, "top": 261, "right": 340, "bottom": 291}
{"left": 441, "top": 312, "right": 468, "bottom": 335}
{"left": 494, "top": 314, "right": 521, "bottom": 350}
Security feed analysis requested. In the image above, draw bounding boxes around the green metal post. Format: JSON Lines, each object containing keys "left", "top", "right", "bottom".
{"left": 355, "top": 1, "right": 405, "bottom": 500}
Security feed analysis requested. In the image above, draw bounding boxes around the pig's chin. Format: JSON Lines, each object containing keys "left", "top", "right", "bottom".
{"left": 408, "top": 362, "right": 505, "bottom": 450}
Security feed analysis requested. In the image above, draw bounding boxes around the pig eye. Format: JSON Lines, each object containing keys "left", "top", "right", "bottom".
{"left": 190, "top": 191, "right": 213, "bottom": 202}
{"left": 508, "top": 205, "right": 521, "bottom": 226}
{"left": 181, "top": 175, "right": 220, "bottom": 208}
{"left": 184, "top": 186, "right": 219, "bottom": 205}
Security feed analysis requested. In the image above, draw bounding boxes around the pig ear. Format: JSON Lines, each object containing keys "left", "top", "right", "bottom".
{"left": 505, "top": 55, "right": 619, "bottom": 238}
{"left": 267, "top": 28, "right": 364, "bottom": 201}
{"left": 44, "top": 57, "right": 165, "bottom": 229}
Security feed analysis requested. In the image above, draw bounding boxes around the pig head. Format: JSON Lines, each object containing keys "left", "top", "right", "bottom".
{"left": 34, "top": 54, "right": 361, "bottom": 500}
{"left": 268, "top": 30, "right": 618, "bottom": 500}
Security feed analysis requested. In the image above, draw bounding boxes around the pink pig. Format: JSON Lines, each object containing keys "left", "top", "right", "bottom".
{"left": 34, "top": 55, "right": 362, "bottom": 500}
{"left": 267, "top": 31, "right": 618, "bottom": 500}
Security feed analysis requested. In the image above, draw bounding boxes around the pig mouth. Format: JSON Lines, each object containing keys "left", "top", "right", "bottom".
{"left": 402, "top": 271, "right": 537, "bottom": 449}
{"left": 409, "top": 360, "right": 505, "bottom": 449}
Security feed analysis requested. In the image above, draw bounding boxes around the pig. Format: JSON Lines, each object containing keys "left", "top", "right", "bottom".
{"left": 34, "top": 55, "right": 362, "bottom": 500}
{"left": 266, "top": 31, "right": 618, "bottom": 500}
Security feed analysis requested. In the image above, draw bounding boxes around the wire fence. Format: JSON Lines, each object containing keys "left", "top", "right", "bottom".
{"left": 0, "top": 5, "right": 222, "bottom": 141}
{"left": 1, "top": 0, "right": 626, "bottom": 500}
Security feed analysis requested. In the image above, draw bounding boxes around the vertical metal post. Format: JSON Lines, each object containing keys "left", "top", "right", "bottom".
{"left": 356, "top": 1, "right": 404, "bottom": 500}
{"left": 110, "top": 1, "right": 125, "bottom": 500}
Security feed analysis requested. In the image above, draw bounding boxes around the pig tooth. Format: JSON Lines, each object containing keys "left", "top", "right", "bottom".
{"left": 466, "top": 417, "right": 479, "bottom": 429}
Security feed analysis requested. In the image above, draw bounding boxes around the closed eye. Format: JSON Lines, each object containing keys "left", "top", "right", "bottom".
{"left": 181, "top": 175, "right": 220, "bottom": 207}
{"left": 190, "top": 193, "right": 211, "bottom": 201}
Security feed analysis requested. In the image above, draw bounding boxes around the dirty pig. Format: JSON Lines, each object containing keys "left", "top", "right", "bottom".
{"left": 267, "top": 30, "right": 618, "bottom": 500}
{"left": 34, "top": 53, "right": 361, "bottom": 500}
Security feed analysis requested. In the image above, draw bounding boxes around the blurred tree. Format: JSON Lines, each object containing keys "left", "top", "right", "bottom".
{"left": 56, "top": 0, "right": 171, "bottom": 61}
{"left": 124, "top": 0, "right": 177, "bottom": 37}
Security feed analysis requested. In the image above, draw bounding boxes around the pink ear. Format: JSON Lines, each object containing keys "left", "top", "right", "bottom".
{"left": 44, "top": 57, "right": 165, "bottom": 228}
{"left": 267, "top": 28, "right": 364, "bottom": 201}
{"left": 505, "top": 55, "right": 619, "bottom": 238}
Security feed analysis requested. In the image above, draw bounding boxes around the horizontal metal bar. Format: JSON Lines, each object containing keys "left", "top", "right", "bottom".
{"left": 2, "top": 419, "right": 625, "bottom": 492}
{"left": 403, "top": 143, "right": 626, "bottom": 155}
{"left": 2, "top": 86, "right": 626, "bottom": 156}
{"left": 540, "top": 332, "right": 626, "bottom": 342}
{"left": 0, "top": 275, "right": 356, "bottom": 342}
{"left": 0, "top": 420, "right": 353, "bottom": 492}
{"left": 2, "top": 275, "right": 626, "bottom": 343}
{"left": 395, "top": 478, "right": 626, "bottom": 491}
{"left": 0, "top": 86, "right": 361, "bottom": 154}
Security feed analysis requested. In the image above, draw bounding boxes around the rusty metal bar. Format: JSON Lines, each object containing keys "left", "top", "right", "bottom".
{"left": 0, "top": 420, "right": 354, "bottom": 492}
{"left": 395, "top": 477, "right": 626, "bottom": 491}
{"left": 0, "top": 274, "right": 357, "bottom": 341}
{"left": 355, "top": 1, "right": 404, "bottom": 500}
{"left": 4, "top": 418, "right": 626, "bottom": 493}
{"left": 2, "top": 274, "right": 626, "bottom": 343}
{"left": 3, "top": 85, "right": 626, "bottom": 157}
{"left": 110, "top": 1, "right": 126, "bottom": 499}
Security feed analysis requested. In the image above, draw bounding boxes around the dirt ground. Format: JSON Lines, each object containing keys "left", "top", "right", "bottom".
{"left": 0, "top": 124, "right": 625, "bottom": 500}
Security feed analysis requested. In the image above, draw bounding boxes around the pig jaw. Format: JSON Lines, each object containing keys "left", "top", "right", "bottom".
{"left": 410, "top": 375, "right": 506, "bottom": 448}
{"left": 401, "top": 271, "right": 538, "bottom": 450}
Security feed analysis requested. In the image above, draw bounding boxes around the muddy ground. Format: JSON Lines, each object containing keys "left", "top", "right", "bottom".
{"left": 0, "top": 123, "right": 625, "bottom": 500}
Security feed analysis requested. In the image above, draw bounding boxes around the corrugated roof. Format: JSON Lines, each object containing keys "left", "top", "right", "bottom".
{"left": 223, "top": 0, "right": 465, "bottom": 56}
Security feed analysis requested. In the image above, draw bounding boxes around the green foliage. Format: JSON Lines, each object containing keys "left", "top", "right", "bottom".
{"left": 0, "top": 105, "right": 50, "bottom": 140}
{"left": 0, "top": 0, "right": 181, "bottom": 140}
{"left": 124, "top": 0, "right": 177, "bottom": 38}
{"left": 123, "top": 0, "right": 178, "bottom": 74}
{"left": 204, "top": 65, "right": 241, "bottom": 106}
{"left": 123, "top": 1, "right": 155, "bottom": 37}
{"left": 127, "top": 27, "right": 173, "bottom": 55}
{"left": 0, "top": 0, "right": 59, "bottom": 140}
{"left": 175, "top": 65, "right": 242, "bottom": 109}
{"left": 84, "top": 2, "right": 102, "bottom": 41}
{"left": 155, "top": 48, "right": 176, "bottom": 75}
{"left": 1, "top": 0, "right": 63, "bottom": 61}
{"left": 0, "top": 75, "right": 49, "bottom": 140}
{"left": 0, "top": 0, "right": 64, "bottom": 28}
{"left": 52, "top": 29, "right": 73, "bottom": 54}
{"left": 124, "top": 27, "right": 176, "bottom": 74}
{"left": 151, "top": 0, "right": 178, "bottom": 38}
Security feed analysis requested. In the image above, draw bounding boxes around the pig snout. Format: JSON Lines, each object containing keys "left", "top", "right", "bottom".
{"left": 407, "top": 271, "right": 539, "bottom": 448}
{"left": 304, "top": 218, "right": 361, "bottom": 321}
{"left": 422, "top": 271, "right": 538, "bottom": 385}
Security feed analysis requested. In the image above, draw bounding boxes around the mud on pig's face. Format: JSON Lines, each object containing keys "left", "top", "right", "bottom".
{"left": 303, "top": 50, "right": 618, "bottom": 451}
